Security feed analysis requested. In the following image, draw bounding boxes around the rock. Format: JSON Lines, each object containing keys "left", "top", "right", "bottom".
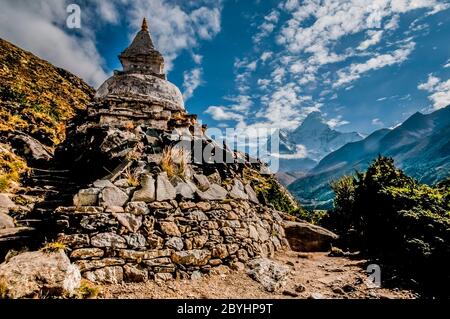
{"left": 193, "top": 174, "right": 210, "bottom": 191}
{"left": 91, "top": 232, "right": 127, "bottom": 249}
{"left": 124, "top": 201, "right": 149, "bottom": 215}
{"left": 105, "top": 206, "right": 124, "bottom": 214}
{"left": 229, "top": 180, "right": 248, "bottom": 200}
{"left": 159, "top": 221, "right": 181, "bottom": 237}
{"left": 248, "top": 225, "right": 259, "bottom": 241}
{"left": 196, "top": 202, "right": 211, "bottom": 211}
{"left": 0, "top": 194, "right": 15, "bottom": 211}
{"left": 283, "top": 289, "right": 299, "bottom": 297}
{"left": 149, "top": 201, "right": 173, "bottom": 210}
{"left": 207, "top": 172, "right": 222, "bottom": 185}
{"left": 85, "top": 266, "right": 123, "bottom": 284}
{"left": 0, "top": 250, "right": 80, "bottom": 298}
{"left": 237, "top": 249, "right": 249, "bottom": 262}
{"left": 113, "top": 213, "right": 142, "bottom": 232}
{"left": 101, "top": 187, "right": 128, "bottom": 207}
{"left": 284, "top": 221, "right": 338, "bottom": 252}
{"left": 197, "top": 184, "right": 228, "bottom": 201}
{"left": 309, "top": 293, "right": 324, "bottom": 299}
{"left": 332, "top": 287, "right": 346, "bottom": 295}
{"left": 0, "top": 212, "right": 14, "bottom": 229}
{"left": 76, "top": 258, "right": 125, "bottom": 272}
{"left": 175, "top": 181, "right": 197, "bottom": 199}
{"left": 247, "top": 258, "right": 291, "bottom": 292}
{"left": 166, "top": 237, "right": 184, "bottom": 251}
{"left": 189, "top": 210, "right": 208, "bottom": 221}
{"left": 342, "top": 284, "right": 356, "bottom": 293}
{"left": 154, "top": 273, "right": 173, "bottom": 282}
{"left": 171, "top": 250, "right": 211, "bottom": 266}
{"left": 191, "top": 270, "right": 202, "bottom": 280}
{"left": 192, "top": 235, "right": 208, "bottom": 249}
{"left": 8, "top": 132, "right": 52, "bottom": 162}
{"left": 212, "top": 244, "right": 229, "bottom": 259}
{"left": 124, "top": 233, "right": 147, "bottom": 249}
{"left": 245, "top": 184, "right": 259, "bottom": 204}
{"left": 156, "top": 172, "right": 176, "bottom": 201}
{"left": 93, "top": 180, "right": 115, "bottom": 188}
{"left": 209, "top": 259, "right": 223, "bottom": 266}
{"left": 70, "top": 248, "right": 104, "bottom": 260}
{"left": 295, "top": 283, "right": 306, "bottom": 293}
{"left": 131, "top": 174, "right": 156, "bottom": 202}
{"left": 256, "top": 224, "right": 270, "bottom": 242}
{"left": 142, "top": 257, "right": 172, "bottom": 267}
{"left": 73, "top": 188, "right": 100, "bottom": 207}
{"left": 180, "top": 201, "right": 196, "bottom": 210}
{"left": 230, "top": 261, "right": 245, "bottom": 271}
{"left": 57, "top": 234, "right": 90, "bottom": 248}
{"left": 123, "top": 264, "right": 148, "bottom": 283}
{"left": 114, "top": 179, "right": 130, "bottom": 188}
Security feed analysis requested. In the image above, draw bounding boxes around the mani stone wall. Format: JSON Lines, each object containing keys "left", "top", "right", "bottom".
{"left": 55, "top": 173, "right": 289, "bottom": 284}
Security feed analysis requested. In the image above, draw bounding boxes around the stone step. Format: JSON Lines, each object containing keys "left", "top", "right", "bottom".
{"left": 0, "top": 235, "right": 32, "bottom": 243}
{"left": 27, "top": 179, "right": 77, "bottom": 187}
{"left": 0, "top": 227, "right": 35, "bottom": 239}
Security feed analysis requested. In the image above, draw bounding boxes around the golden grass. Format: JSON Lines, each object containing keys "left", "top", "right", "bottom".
{"left": 0, "top": 144, "right": 29, "bottom": 192}
{"left": 160, "top": 146, "right": 189, "bottom": 179}
{"left": 40, "top": 241, "right": 67, "bottom": 254}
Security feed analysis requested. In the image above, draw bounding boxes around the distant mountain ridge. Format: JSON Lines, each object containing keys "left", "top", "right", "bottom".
{"left": 289, "top": 105, "right": 450, "bottom": 209}
{"left": 269, "top": 112, "right": 363, "bottom": 173}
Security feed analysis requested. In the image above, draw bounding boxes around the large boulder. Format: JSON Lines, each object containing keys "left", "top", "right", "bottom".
{"left": 197, "top": 184, "right": 228, "bottom": 201}
{"left": 247, "top": 258, "right": 291, "bottom": 292}
{"left": 0, "top": 250, "right": 81, "bottom": 298}
{"left": 0, "top": 194, "right": 16, "bottom": 213}
{"left": 8, "top": 132, "right": 52, "bottom": 163}
{"left": 0, "top": 212, "right": 15, "bottom": 229}
{"left": 156, "top": 172, "right": 176, "bottom": 201}
{"left": 284, "top": 221, "right": 338, "bottom": 252}
{"left": 131, "top": 174, "right": 155, "bottom": 202}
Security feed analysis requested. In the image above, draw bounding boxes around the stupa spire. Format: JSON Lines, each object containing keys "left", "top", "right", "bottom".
{"left": 141, "top": 18, "right": 148, "bottom": 31}
{"left": 118, "top": 17, "right": 165, "bottom": 78}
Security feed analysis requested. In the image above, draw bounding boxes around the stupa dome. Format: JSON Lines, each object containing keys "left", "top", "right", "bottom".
{"left": 95, "top": 18, "right": 185, "bottom": 111}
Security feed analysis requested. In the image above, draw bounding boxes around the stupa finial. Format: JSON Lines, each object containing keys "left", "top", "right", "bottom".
{"left": 141, "top": 18, "right": 148, "bottom": 32}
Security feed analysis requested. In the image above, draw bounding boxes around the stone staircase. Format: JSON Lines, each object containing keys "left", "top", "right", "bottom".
{"left": 1, "top": 165, "right": 85, "bottom": 258}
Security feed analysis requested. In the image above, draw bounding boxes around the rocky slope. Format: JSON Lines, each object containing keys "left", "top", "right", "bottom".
{"left": 0, "top": 38, "right": 94, "bottom": 191}
{"left": 289, "top": 105, "right": 450, "bottom": 209}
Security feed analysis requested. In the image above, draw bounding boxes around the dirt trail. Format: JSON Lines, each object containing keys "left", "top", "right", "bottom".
{"left": 101, "top": 251, "right": 416, "bottom": 299}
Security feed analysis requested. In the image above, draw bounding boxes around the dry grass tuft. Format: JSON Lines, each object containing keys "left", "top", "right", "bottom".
{"left": 124, "top": 167, "right": 140, "bottom": 187}
{"left": 40, "top": 241, "right": 67, "bottom": 254}
{"left": 160, "top": 146, "right": 189, "bottom": 179}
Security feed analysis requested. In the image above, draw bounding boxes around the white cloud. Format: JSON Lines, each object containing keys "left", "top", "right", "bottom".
{"left": 182, "top": 68, "right": 202, "bottom": 101}
{"left": 0, "top": 0, "right": 108, "bottom": 87}
{"left": 123, "top": 0, "right": 222, "bottom": 72}
{"left": 372, "top": 118, "right": 384, "bottom": 126}
{"left": 357, "top": 30, "right": 383, "bottom": 51}
{"left": 334, "top": 42, "right": 415, "bottom": 87}
{"left": 260, "top": 51, "right": 273, "bottom": 62}
{"left": 444, "top": 58, "right": 450, "bottom": 68}
{"left": 276, "top": 0, "right": 446, "bottom": 89}
{"left": 205, "top": 106, "right": 244, "bottom": 121}
{"left": 253, "top": 10, "right": 280, "bottom": 43}
{"left": 0, "top": 0, "right": 223, "bottom": 87}
{"left": 418, "top": 74, "right": 440, "bottom": 91}
{"left": 192, "top": 53, "right": 203, "bottom": 64}
{"left": 418, "top": 74, "right": 450, "bottom": 110}
{"left": 326, "top": 116, "right": 349, "bottom": 128}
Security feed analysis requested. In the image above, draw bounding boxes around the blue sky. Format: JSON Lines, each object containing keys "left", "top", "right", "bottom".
{"left": 1, "top": 0, "right": 449, "bottom": 139}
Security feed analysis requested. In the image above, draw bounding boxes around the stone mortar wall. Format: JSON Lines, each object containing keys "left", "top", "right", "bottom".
{"left": 56, "top": 198, "right": 288, "bottom": 284}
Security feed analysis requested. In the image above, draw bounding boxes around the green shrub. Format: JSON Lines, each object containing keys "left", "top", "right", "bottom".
{"left": 324, "top": 155, "right": 450, "bottom": 296}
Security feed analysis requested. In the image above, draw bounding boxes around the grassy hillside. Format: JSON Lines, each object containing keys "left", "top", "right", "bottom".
{"left": 0, "top": 38, "right": 94, "bottom": 191}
